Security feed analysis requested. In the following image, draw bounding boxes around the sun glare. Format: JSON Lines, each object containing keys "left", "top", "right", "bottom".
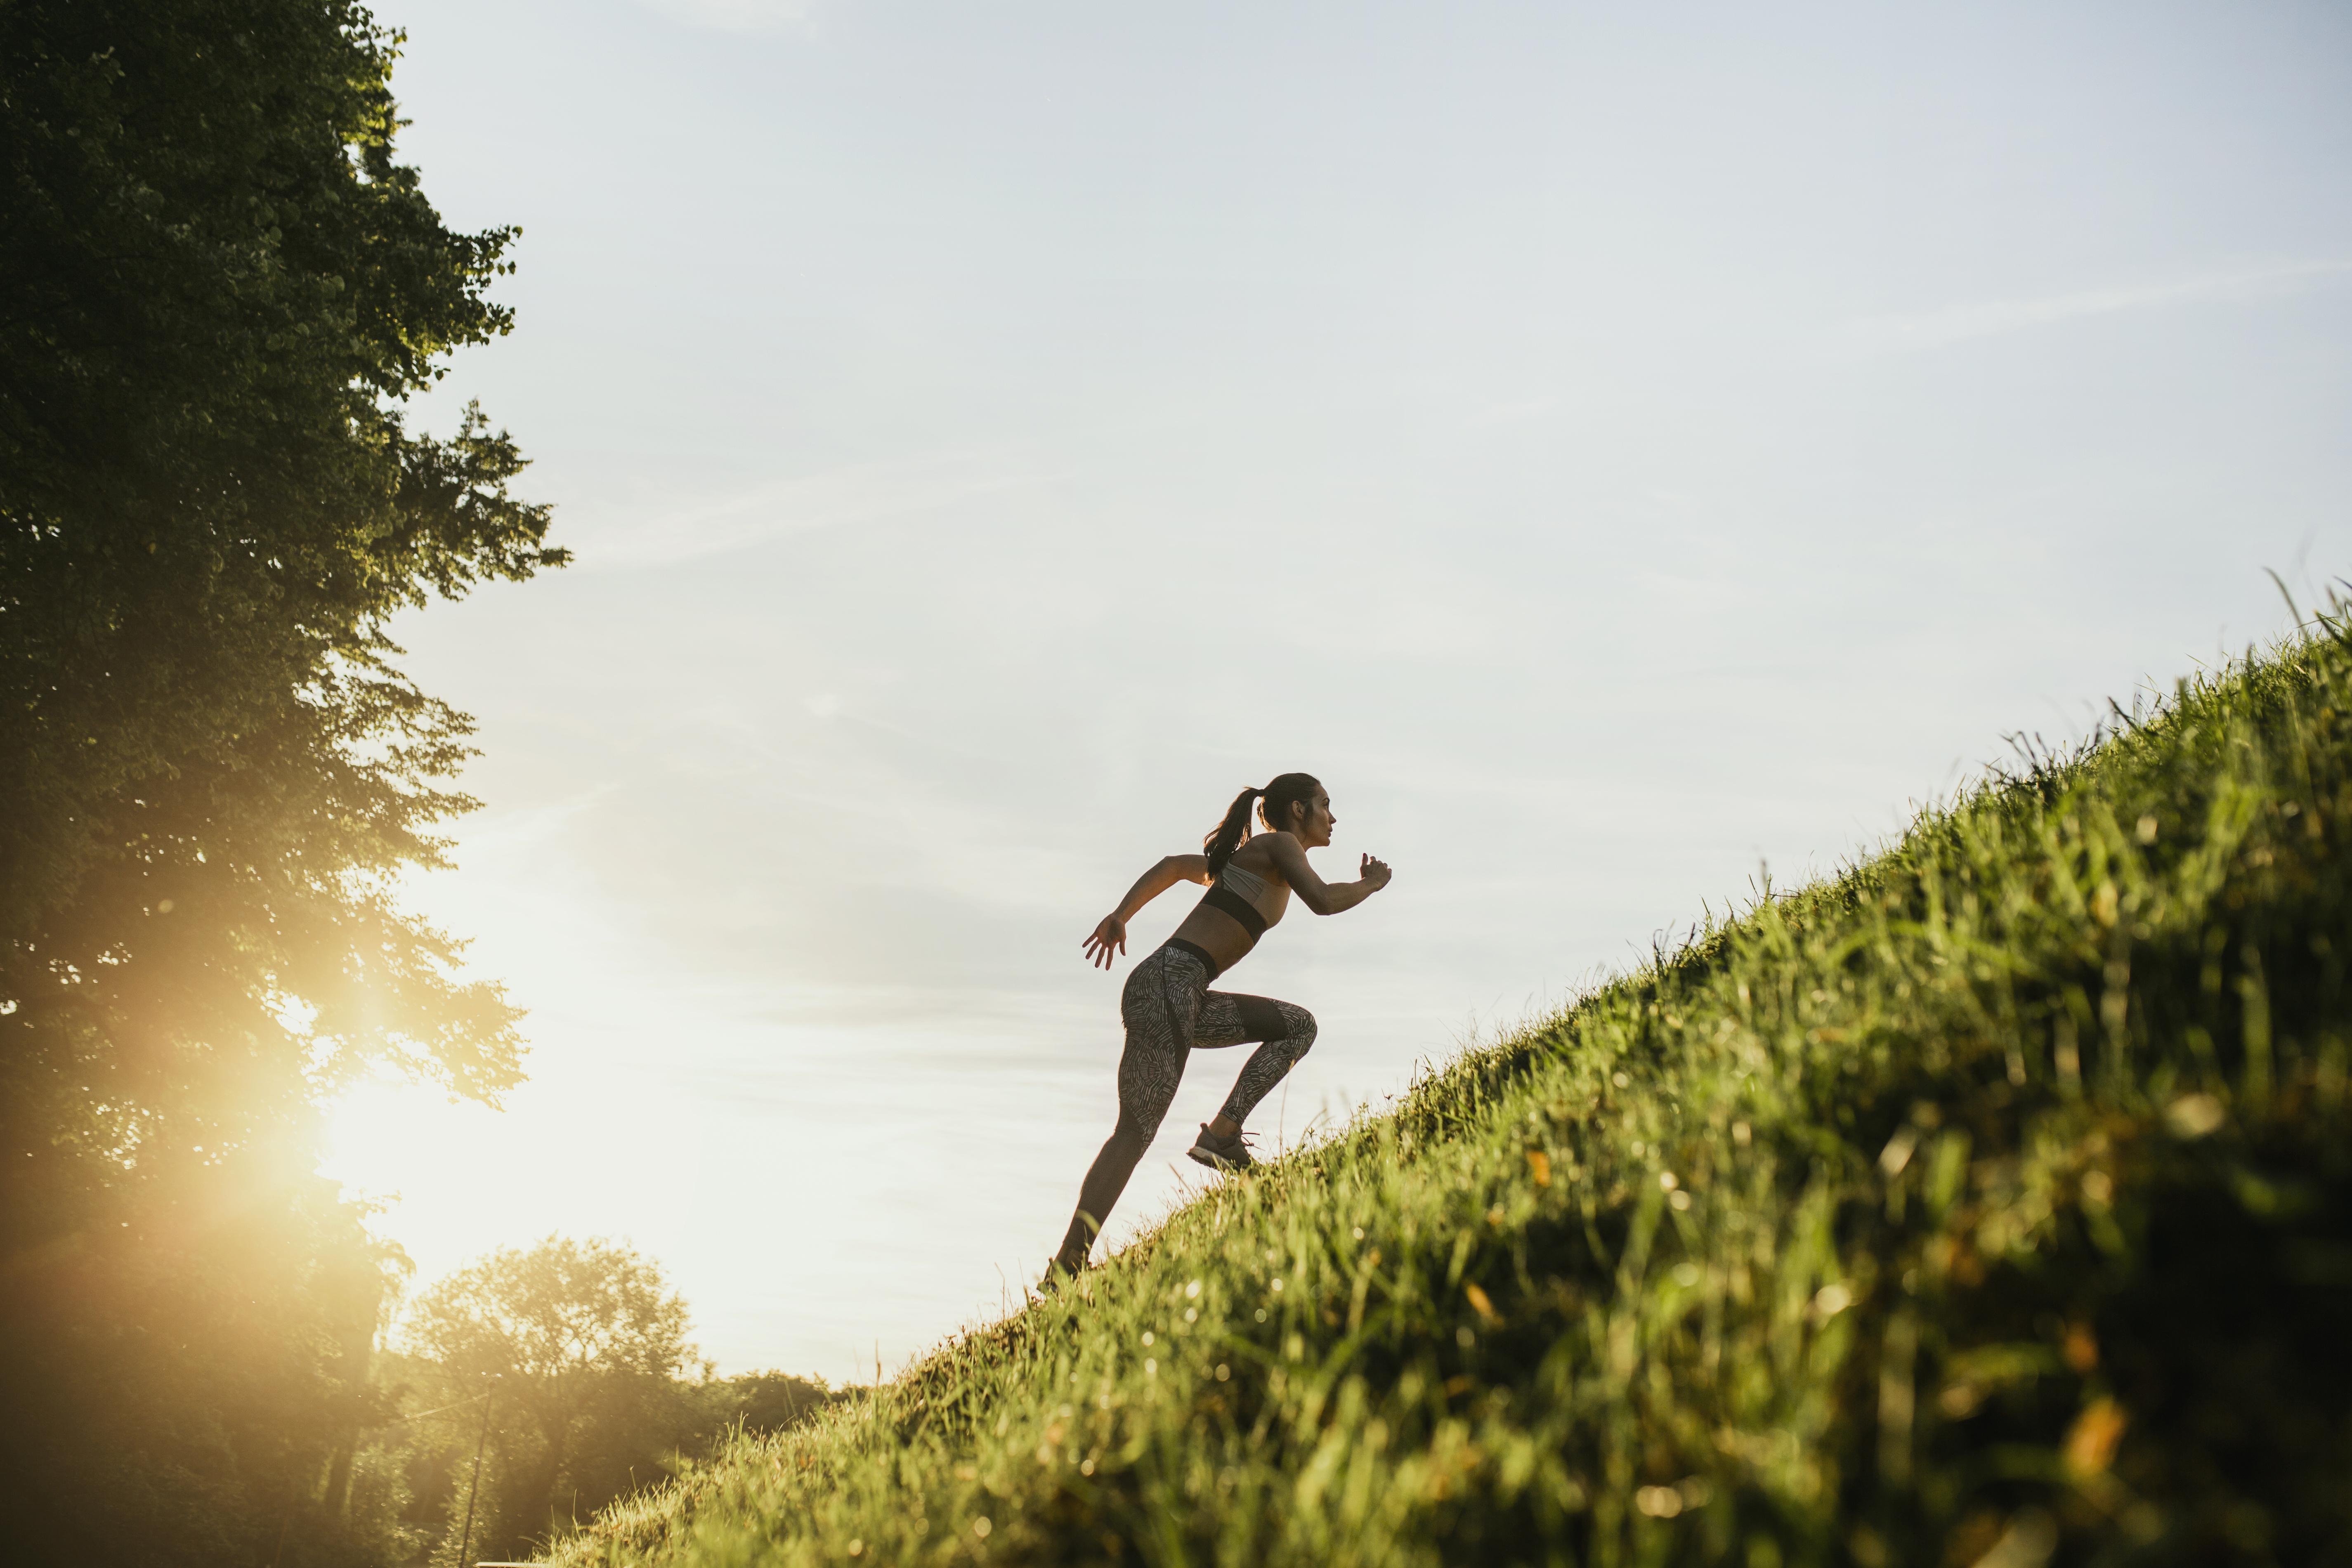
{"left": 322, "top": 1078, "right": 523, "bottom": 1284}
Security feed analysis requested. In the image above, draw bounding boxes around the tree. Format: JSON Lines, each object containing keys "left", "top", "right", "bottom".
{"left": 373, "top": 1354, "right": 836, "bottom": 1558}
{"left": 702, "top": 1369, "right": 836, "bottom": 1440}
{"left": 407, "top": 1237, "right": 701, "bottom": 1555}
{"left": 0, "top": 2, "right": 563, "bottom": 1561}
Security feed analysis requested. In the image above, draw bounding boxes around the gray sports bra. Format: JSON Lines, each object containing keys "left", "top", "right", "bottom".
{"left": 1218, "top": 863, "right": 1273, "bottom": 901}
{"left": 1198, "top": 860, "right": 1278, "bottom": 941}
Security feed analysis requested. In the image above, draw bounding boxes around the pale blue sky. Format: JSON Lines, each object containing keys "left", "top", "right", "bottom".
{"left": 322, "top": 0, "right": 2352, "bottom": 1378}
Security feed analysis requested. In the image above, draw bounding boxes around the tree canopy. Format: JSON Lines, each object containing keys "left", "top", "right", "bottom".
{"left": 374, "top": 1237, "right": 834, "bottom": 1562}
{"left": 409, "top": 1237, "right": 702, "bottom": 1552}
{"left": 0, "top": 2, "right": 564, "bottom": 1561}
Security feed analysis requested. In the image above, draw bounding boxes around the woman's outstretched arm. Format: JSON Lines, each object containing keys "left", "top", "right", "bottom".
{"left": 1083, "top": 854, "right": 1211, "bottom": 968}
{"left": 1261, "top": 835, "right": 1393, "bottom": 915}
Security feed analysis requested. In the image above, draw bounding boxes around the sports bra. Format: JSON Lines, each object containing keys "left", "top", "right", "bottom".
{"left": 1197, "top": 861, "right": 1277, "bottom": 941}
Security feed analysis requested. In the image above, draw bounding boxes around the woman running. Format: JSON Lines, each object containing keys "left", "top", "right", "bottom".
{"left": 1048, "top": 772, "right": 1392, "bottom": 1281}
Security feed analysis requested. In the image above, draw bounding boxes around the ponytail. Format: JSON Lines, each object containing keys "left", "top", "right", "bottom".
{"left": 1202, "top": 772, "right": 1325, "bottom": 878}
{"left": 1202, "top": 788, "right": 1262, "bottom": 878}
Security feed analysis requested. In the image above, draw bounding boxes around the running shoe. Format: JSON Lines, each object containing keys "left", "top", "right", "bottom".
{"left": 1039, "top": 1250, "right": 1085, "bottom": 1295}
{"left": 1186, "top": 1124, "right": 1257, "bottom": 1172}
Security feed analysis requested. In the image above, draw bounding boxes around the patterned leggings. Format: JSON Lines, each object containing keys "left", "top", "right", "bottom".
{"left": 1058, "top": 944, "right": 1316, "bottom": 1264}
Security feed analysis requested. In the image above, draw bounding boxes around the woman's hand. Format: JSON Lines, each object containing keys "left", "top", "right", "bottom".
{"left": 1083, "top": 914, "right": 1128, "bottom": 969}
{"left": 1360, "top": 853, "right": 1393, "bottom": 890}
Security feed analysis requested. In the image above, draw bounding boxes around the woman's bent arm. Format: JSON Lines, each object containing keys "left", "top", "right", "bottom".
{"left": 1262, "top": 835, "right": 1393, "bottom": 916}
{"left": 1083, "top": 854, "right": 1211, "bottom": 968}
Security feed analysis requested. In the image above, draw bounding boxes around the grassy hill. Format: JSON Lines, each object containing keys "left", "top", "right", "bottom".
{"left": 552, "top": 604, "right": 2352, "bottom": 1568}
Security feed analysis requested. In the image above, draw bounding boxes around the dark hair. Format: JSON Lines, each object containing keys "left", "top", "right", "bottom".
{"left": 1202, "top": 772, "right": 1323, "bottom": 878}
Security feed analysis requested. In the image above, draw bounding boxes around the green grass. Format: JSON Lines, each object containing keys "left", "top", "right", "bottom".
{"left": 552, "top": 602, "right": 2352, "bottom": 1568}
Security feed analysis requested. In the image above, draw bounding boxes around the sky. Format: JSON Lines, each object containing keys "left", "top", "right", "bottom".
{"left": 319, "top": 0, "right": 2352, "bottom": 1380}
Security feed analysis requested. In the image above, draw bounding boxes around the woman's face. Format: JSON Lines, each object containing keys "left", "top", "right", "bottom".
{"left": 1283, "top": 791, "right": 1335, "bottom": 849}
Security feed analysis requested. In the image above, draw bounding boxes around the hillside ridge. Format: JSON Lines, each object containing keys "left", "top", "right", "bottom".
{"left": 556, "top": 606, "right": 2352, "bottom": 1568}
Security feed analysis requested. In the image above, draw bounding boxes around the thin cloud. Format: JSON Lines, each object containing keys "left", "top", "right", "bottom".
{"left": 569, "top": 449, "right": 1039, "bottom": 569}
{"left": 1848, "top": 260, "right": 2352, "bottom": 354}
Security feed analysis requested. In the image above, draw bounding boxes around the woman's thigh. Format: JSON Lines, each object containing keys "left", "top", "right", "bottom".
{"left": 1115, "top": 949, "right": 1207, "bottom": 1133}
{"left": 1192, "top": 989, "right": 1295, "bottom": 1049}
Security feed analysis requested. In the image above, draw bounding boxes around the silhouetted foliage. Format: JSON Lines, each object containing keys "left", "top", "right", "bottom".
{"left": 390, "top": 1238, "right": 838, "bottom": 1561}
{"left": 709, "top": 1370, "right": 836, "bottom": 1441}
{"left": 0, "top": 2, "right": 561, "bottom": 1563}
{"left": 407, "top": 1237, "right": 698, "bottom": 1556}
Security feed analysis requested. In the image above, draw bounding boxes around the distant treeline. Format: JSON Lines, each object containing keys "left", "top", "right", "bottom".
{"left": 0, "top": 4, "right": 734, "bottom": 1565}
{"left": 381, "top": 1361, "right": 836, "bottom": 1566}
{"left": 368, "top": 1236, "right": 838, "bottom": 1566}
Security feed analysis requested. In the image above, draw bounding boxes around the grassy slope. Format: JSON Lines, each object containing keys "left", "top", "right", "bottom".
{"left": 555, "top": 614, "right": 2352, "bottom": 1568}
